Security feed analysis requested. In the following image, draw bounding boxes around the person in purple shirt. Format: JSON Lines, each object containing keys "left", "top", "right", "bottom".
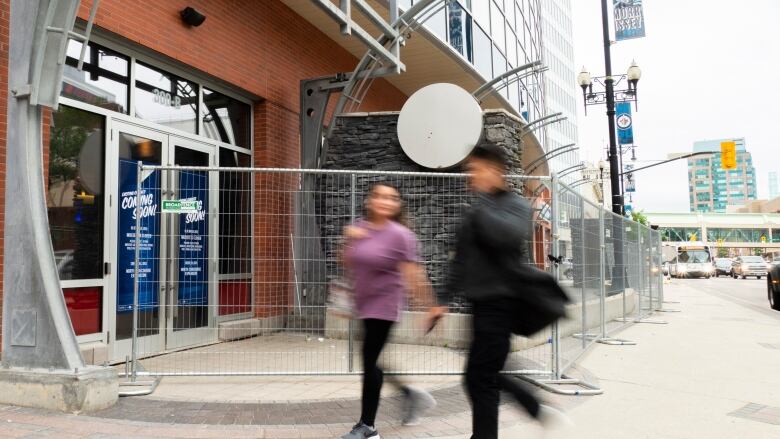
{"left": 340, "top": 182, "right": 438, "bottom": 439}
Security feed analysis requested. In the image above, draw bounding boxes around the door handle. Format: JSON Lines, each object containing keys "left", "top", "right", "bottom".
{"left": 104, "top": 262, "right": 111, "bottom": 275}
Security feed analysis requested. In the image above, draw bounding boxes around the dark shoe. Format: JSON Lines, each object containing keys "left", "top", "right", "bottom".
{"left": 341, "top": 421, "right": 380, "bottom": 438}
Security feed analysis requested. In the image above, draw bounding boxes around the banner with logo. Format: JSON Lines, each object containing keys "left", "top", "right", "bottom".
{"left": 176, "top": 170, "right": 209, "bottom": 306}
{"left": 614, "top": 0, "right": 646, "bottom": 41}
{"left": 117, "top": 159, "right": 160, "bottom": 313}
{"left": 624, "top": 163, "right": 636, "bottom": 193}
{"left": 616, "top": 102, "right": 634, "bottom": 145}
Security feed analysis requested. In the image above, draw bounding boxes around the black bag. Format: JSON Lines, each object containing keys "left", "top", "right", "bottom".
{"left": 508, "top": 266, "right": 570, "bottom": 336}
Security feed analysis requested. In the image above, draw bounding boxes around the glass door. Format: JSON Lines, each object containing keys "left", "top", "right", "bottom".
{"left": 109, "top": 121, "right": 169, "bottom": 362}
{"left": 165, "top": 136, "right": 217, "bottom": 350}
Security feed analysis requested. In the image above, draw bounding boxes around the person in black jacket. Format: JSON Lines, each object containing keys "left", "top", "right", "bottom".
{"left": 427, "top": 143, "right": 569, "bottom": 439}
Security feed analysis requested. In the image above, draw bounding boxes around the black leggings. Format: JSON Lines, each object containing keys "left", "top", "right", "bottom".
{"left": 360, "top": 318, "right": 394, "bottom": 426}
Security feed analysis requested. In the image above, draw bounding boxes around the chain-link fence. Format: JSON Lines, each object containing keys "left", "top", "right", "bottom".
{"left": 126, "top": 166, "right": 661, "bottom": 387}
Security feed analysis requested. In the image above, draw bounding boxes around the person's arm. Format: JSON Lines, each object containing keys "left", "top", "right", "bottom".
{"left": 339, "top": 224, "right": 368, "bottom": 269}
{"left": 471, "top": 194, "right": 533, "bottom": 251}
{"left": 399, "top": 229, "right": 447, "bottom": 330}
{"left": 400, "top": 262, "right": 436, "bottom": 309}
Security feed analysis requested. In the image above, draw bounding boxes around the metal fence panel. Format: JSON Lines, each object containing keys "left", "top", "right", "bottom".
{"left": 128, "top": 166, "right": 662, "bottom": 380}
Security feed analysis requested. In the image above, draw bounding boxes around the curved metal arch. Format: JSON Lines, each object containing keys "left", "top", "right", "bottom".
{"left": 527, "top": 145, "right": 579, "bottom": 176}
{"left": 472, "top": 61, "right": 543, "bottom": 102}
{"left": 320, "top": 0, "right": 447, "bottom": 166}
{"left": 525, "top": 142, "right": 576, "bottom": 172}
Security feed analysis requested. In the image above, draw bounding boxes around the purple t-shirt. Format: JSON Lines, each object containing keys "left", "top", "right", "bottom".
{"left": 346, "top": 220, "right": 419, "bottom": 322}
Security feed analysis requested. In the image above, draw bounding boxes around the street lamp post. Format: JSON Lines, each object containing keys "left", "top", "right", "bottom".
{"left": 577, "top": 0, "right": 643, "bottom": 293}
{"left": 577, "top": 59, "right": 642, "bottom": 215}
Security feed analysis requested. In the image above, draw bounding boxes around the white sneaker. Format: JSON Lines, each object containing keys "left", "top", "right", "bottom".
{"left": 401, "top": 386, "right": 437, "bottom": 426}
{"left": 537, "top": 404, "right": 573, "bottom": 430}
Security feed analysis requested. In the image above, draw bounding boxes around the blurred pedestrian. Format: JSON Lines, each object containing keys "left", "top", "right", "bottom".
{"left": 341, "top": 182, "right": 438, "bottom": 439}
{"left": 429, "top": 144, "right": 570, "bottom": 439}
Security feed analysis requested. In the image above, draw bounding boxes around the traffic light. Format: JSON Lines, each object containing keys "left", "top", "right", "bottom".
{"left": 721, "top": 141, "right": 737, "bottom": 170}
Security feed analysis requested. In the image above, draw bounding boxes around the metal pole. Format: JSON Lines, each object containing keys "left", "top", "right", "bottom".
{"left": 601, "top": 0, "right": 625, "bottom": 294}
{"left": 601, "top": 0, "right": 622, "bottom": 216}
{"left": 580, "top": 197, "right": 587, "bottom": 349}
{"left": 131, "top": 161, "right": 142, "bottom": 382}
{"left": 599, "top": 209, "right": 607, "bottom": 337}
{"left": 348, "top": 173, "right": 357, "bottom": 373}
{"left": 637, "top": 226, "right": 643, "bottom": 318}
{"left": 550, "top": 174, "right": 561, "bottom": 379}
{"left": 647, "top": 228, "right": 653, "bottom": 313}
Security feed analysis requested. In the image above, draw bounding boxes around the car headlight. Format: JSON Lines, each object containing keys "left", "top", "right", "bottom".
{"left": 679, "top": 265, "right": 687, "bottom": 273}
{"left": 742, "top": 264, "right": 748, "bottom": 270}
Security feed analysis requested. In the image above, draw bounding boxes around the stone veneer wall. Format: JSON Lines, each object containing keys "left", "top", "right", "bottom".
{"left": 317, "top": 110, "right": 529, "bottom": 306}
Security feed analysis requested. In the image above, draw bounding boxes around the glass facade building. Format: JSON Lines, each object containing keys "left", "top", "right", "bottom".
{"left": 540, "top": 0, "right": 580, "bottom": 181}
{"left": 403, "top": 0, "right": 546, "bottom": 130}
{"left": 687, "top": 138, "right": 757, "bottom": 213}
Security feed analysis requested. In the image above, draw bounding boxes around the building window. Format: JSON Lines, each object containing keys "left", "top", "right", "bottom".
{"left": 62, "top": 40, "right": 129, "bottom": 114}
{"left": 202, "top": 88, "right": 251, "bottom": 149}
{"left": 47, "top": 105, "right": 105, "bottom": 281}
{"left": 134, "top": 62, "right": 199, "bottom": 134}
{"left": 473, "top": 23, "right": 493, "bottom": 78}
{"left": 218, "top": 149, "right": 252, "bottom": 316}
{"left": 448, "top": 2, "right": 470, "bottom": 56}
{"left": 47, "top": 105, "right": 106, "bottom": 335}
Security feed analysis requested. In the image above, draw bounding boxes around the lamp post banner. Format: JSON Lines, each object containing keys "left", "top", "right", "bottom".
{"left": 616, "top": 102, "right": 634, "bottom": 145}
{"left": 614, "top": 0, "right": 646, "bottom": 41}
{"left": 624, "top": 163, "right": 636, "bottom": 193}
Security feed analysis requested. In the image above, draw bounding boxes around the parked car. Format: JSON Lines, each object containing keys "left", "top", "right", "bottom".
{"left": 731, "top": 256, "right": 767, "bottom": 279}
{"left": 768, "top": 258, "right": 780, "bottom": 311}
{"left": 713, "top": 258, "right": 733, "bottom": 277}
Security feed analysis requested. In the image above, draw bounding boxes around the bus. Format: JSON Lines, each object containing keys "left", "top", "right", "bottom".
{"left": 664, "top": 243, "right": 714, "bottom": 279}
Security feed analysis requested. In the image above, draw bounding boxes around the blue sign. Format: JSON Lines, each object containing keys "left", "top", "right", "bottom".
{"left": 625, "top": 204, "right": 634, "bottom": 215}
{"left": 616, "top": 102, "right": 634, "bottom": 145}
{"left": 176, "top": 170, "right": 209, "bottom": 306}
{"left": 117, "top": 159, "right": 160, "bottom": 313}
{"left": 614, "top": 0, "right": 646, "bottom": 41}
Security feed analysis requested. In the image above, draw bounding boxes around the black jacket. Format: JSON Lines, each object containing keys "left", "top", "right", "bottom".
{"left": 441, "top": 189, "right": 570, "bottom": 335}
{"left": 441, "top": 189, "right": 534, "bottom": 305}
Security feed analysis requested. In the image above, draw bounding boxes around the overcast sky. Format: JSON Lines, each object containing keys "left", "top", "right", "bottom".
{"left": 571, "top": 0, "right": 780, "bottom": 212}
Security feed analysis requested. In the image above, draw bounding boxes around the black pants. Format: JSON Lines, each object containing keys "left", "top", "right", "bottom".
{"left": 360, "top": 318, "right": 394, "bottom": 426}
{"left": 466, "top": 299, "right": 540, "bottom": 439}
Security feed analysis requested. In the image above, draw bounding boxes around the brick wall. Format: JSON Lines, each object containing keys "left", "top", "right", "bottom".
{"left": 0, "top": 0, "right": 409, "bottom": 333}
{"left": 69, "top": 1, "right": 410, "bottom": 319}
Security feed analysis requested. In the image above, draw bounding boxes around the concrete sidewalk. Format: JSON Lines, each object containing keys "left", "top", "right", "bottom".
{"left": 1, "top": 280, "right": 778, "bottom": 438}
{"left": 499, "top": 279, "right": 780, "bottom": 438}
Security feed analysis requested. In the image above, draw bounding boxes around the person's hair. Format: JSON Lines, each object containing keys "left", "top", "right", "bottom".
{"left": 470, "top": 143, "right": 508, "bottom": 170}
{"left": 365, "top": 181, "right": 408, "bottom": 227}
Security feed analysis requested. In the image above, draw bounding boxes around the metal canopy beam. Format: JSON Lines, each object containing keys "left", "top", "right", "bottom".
{"left": 311, "top": 0, "right": 404, "bottom": 70}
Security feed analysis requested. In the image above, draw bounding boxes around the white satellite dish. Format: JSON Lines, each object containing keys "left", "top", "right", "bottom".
{"left": 397, "top": 83, "right": 483, "bottom": 169}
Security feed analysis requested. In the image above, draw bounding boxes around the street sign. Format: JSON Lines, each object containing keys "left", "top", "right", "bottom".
{"left": 162, "top": 199, "right": 198, "bottom": 213}
{"left": 721, "top": 141, "right": 737, "bottom": 170}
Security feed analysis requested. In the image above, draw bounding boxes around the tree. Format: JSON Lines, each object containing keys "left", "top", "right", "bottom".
{"left": 630, "top": 210, "right": 649, "bottom": 226}
{"left": 717, "top": 247, "right": 729, "bottom": 258}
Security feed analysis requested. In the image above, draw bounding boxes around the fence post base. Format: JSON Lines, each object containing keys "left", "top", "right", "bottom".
{"left": 515, "top": 373, "right": 603, "bottom": 396}
{"left": 614, "top": 317, "right": 668, "bottom": 325}
{"left": 597, "top": 337, "right": 636, "bottom": 345}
